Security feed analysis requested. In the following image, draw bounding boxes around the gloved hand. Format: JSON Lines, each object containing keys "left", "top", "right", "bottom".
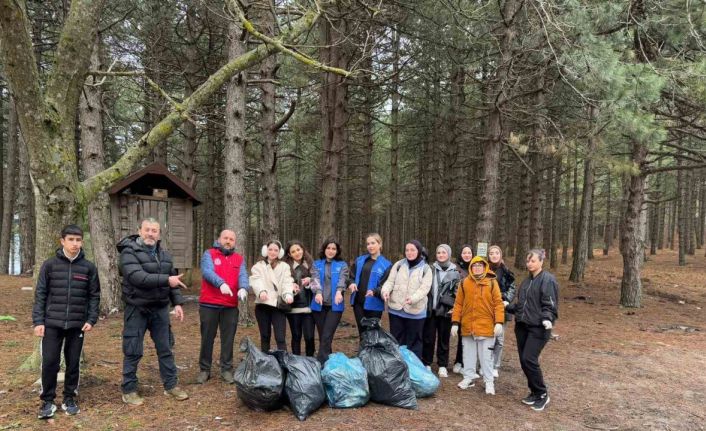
{"left": 502, "top": 301, "right": 509, "bottom": 307}
{"left": 237, "top": 289, "right": 248, "bottom": 301}
{"left": 494, "top": 323, "right": 503, "bottom": 337}
{"left": 450, "top": 325, "right": 459, "bottom": 338}
{"left": 284, "top": 293, "right": 294, "bottom": 304}
{"left": 220, "top": 283, "right": 233, "bottom": 296}
{"left": 542, "top": 320, "right": 553, "bottom": 330}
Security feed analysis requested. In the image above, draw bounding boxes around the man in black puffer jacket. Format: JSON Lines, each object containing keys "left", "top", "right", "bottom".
{"left": 32, "top": 225, "right": 100, "bottom": 419}
{"left": 117, "top": 218, "right": 189, "bottom": 406}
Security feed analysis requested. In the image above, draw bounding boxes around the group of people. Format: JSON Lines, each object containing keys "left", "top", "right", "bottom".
{"left": 31, "top": 219, "right": 559, "bottom": 420}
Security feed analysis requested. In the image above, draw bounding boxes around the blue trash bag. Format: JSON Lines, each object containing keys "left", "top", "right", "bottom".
{"left": 399, "top": 345, "right": 440, "bottom": 397}
{"left": 358, "top": 318, "right": 417, "bottom": 410}
{"left": 234, "top": 338, "right": 284, "bottom": 411}
{"left": 321, "top": 352, "right": 370, "bottom": 408}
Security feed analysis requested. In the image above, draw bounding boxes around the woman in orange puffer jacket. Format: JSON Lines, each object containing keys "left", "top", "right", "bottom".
{"left": 450, "top": 256, "right": 505, "bottom": 395}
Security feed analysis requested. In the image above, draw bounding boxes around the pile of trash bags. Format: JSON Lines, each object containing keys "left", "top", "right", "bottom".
{"left": 235, "top": 319, "right": 441, "bottom": 417}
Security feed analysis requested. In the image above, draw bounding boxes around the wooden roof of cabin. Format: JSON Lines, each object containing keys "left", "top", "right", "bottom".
{"left": 108, "top": 162, "right": 202, "bottom": 206}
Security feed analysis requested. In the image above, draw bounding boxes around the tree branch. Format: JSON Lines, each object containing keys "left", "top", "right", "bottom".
{"left": 80, "top": 4, "right": 323, "bottom": 203}
{"left": 226, "top": 0, "right": 353, "bottom": 78}
{"left": 272, "top": 100, "right": 296, "bottom": 132}
{"left": 643, "top": 163, "right": 706, "bottom": 176}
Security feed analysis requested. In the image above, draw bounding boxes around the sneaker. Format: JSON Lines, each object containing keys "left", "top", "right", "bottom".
{"left": 492, "top": 369, "right": 499, "bottom": 378}
{"left": 38, "top": 401, "right": 57, "bottom": 419}
{"left": 521, "top": 393, "right": 538, "bottom": 405}
{"left": 196, "top": 371, "right": 210, "bottom": 384}
{"left": 531, "top": 393, "right": 550, "bottom": 411}
{"left": 425, "top": 365, "right": 432, "bottom": 372}
{"left": 452, "top": 363, "right": 463, "bottom": 374}
{"left": 122, "top": 392, "right": 144, "bottom": 406}
{"left": 221, "top": 370, "right": 234, "bottom": 384}
{"left": 457, "top": 378, "right": 476, "bottom": 389}
{"left": 164, "top": 386, "right": 189, "bottom": 401}
{"left": 438, "top": 367, "right": 448, "bottom": 378}
{"left": 485, "top": 383, "right": 495, "bottom": 395}
{"left": 61, "top": 398, "right": 80, "bottom": 415}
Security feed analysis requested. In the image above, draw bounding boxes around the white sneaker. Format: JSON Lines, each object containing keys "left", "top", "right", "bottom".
{"left": 452, "top": 363, "right": 463, "bottom": 374}
{"left": 457, "top": 378, "right": 475, "bottom": 390}
{"left": 492, "top": 369, "right": 499, "bottom": 378}
{"left": 438, "top": 367, "right": 448, "bottom": 378}
{"left": 485, "top": 382, "right": 495, "bottom": 395}
{"left": 425, "top": 365, "right": 432, "bottom": 372}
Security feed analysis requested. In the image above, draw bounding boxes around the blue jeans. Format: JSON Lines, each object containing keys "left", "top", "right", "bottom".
{"left": 121, "top": 304, "right": 178, "bottom": 393}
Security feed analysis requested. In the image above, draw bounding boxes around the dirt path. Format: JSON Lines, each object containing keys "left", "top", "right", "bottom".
{"left": 0, "top": 249, "right": 703, "bottom": 430}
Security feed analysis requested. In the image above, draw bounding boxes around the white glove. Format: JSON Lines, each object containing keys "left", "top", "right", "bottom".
{"left": 237, "top": 289, "right": 248, "bottom": 301}
{"left": 494, "top": 323, "right": 503, "bottom": 337}
{"left": 502, "top": 301, "right": 509, "bottom": 307}
{"left": 219, "top": 283, "right": 233, "bottom": 296}
{"left": 542, "top": 320, "right": 553, "bottom": 330}
{"left": 450, "top": 325, "right": 459, "bottom": 338}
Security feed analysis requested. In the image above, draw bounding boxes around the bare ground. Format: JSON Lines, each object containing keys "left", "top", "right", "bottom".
{"left": 0, "top": 249, "right": 704, "bottom": 431}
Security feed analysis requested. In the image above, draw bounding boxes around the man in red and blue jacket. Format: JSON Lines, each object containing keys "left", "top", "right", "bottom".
{"left": 197, "top": 229, "right": 249, "bottom": 384}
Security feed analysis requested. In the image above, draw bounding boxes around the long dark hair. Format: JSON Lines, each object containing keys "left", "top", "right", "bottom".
{"left": 318, "top": 237, "right": 344, "bottom": 261}
{"left": 284, "top": 239, "right": 314, "bottom": 269}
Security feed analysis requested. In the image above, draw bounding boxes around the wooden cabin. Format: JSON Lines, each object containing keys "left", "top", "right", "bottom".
{"left": 109, "top": 163, "right": 201, "bottom": 270}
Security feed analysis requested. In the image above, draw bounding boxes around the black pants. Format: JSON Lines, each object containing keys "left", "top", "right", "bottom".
{"left": 312, "top": 306, "right": 342, "bottom": 364}
{"left": 353, "top": 302, "right": 382, "bottom": 336}
{"left": 455, "top": 337, "right": 463, "bottom": 366}
{"left": 388, "top": 314, "right": 426, "bottom": 361}
{"left": 122, "top": 304, "right": 178, "bottom": 393}
{"left": 199, "top": 305, "right": 239, "bottom": 373}
{"left": 515, "top": 321, "right": 551, "bottom": 396}
{"left": 422, "top": 315, "right": 451, "bottom": 367}
{"left": 286, "top": 312, "right": 315, "bottom": 356}
{"left": 40, "top": 327, "right": 84, "bottom": 402}
{"left": 255, "top": 304, "right": 287, "bottom": 352}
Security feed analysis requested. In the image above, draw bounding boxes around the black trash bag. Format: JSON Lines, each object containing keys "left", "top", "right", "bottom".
{"left": 357, "top": 318, "right": 417, "bottom": 410}
{"left": 234, "top": 338, "right": 284, "bottom": 411}
{"left": 273, "top": 351, "right": 326, "bottom": 421}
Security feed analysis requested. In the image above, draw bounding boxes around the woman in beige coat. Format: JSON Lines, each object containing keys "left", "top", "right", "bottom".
{"left": 250, "top": 240, "right": 294, "bottom": 352}
{"left": 380, "top": 240, "right": 432, "bottom": 360}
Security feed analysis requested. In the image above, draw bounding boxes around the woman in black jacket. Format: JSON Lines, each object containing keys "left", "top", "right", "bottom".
{"left": 284, "top": 240, "right": 315, "bottom": 356}
{"left": 487, "top": 245, "right": 516, "bottom": 378}
{"left": 505, "top": 248, "right": 559, "bottom": 412}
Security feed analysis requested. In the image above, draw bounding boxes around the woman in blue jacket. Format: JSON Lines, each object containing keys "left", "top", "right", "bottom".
{"left": 311, "top": 238, "right": 349, "bottom": 364}
{"left": 347, "top": 233, "right": 392, "bottom": 336}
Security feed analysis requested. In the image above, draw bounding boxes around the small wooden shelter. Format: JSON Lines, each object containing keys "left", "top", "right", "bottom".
{"left": 109, "top": 163, "right": 201, "bottom": 269}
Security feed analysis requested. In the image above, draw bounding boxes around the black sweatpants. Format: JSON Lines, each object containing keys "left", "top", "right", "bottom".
{"left": 389, "top": 314, "right": 426, "bottom": 361}
{"left": 40, "top": 327, "right": 84, "bottom": 402}
{"left": 312, "top": 306, "right": 342, "bottom": 364}
{"left": 422, "top": 315, "right": 452, "bottom": 367}
{"left": 455, "top": 337, "right": 463, "bottom": 366}
{"left": 122, "top": 304, "right": 178, "bottom": 393}
{"left": 515, "top": 321, "right": 551, "bottom": 396}
{"left": 352, "top": 302, "right": 382, "bottom": 336}
{"left": 199, "top": 305, "right": 239, "bottom": 373}
{"left": 255, "top": 304, "right": 287, "bottom": 352}
{"left": 286, "top": 312, "right": 315, "bottom": 356}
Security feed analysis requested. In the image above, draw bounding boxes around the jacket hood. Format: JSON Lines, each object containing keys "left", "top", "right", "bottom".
{"left": 116, "top": 234, "right": 161, "bottom": 253}
{"left": 55, "top": 247, "right": 85, "bottom": 262}
{"left": 468, "top": 256, "right": 495, "bottom": 281}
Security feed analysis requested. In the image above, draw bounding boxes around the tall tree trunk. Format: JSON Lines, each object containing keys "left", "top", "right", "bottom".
{"left": 79, "top": 40, "right": 122, "bottom": 314}
{"left": 561, "top": 158, "right": 571, "bottom": 265}
{"left": 475, "top": 0, "right": 522, "bottom": 243}
{"left": 144, "top": 0, "right": 170, "bottom": 164}
{"left": 549, "top": 156, "right": 562, "bottom": 269}
{"left": 587, "top": 181, "right": 596, "bottom": 259}
{"left": 569, "top": 106, "right": 598, "bottom": 282}
{"left": 0, "top": 95, "right": 18, "bottom": 274}
{"left": 603, "top": 169, "right": 613, "bottom": 255}
{"left": 687, "top": 169, "right": 697, "bottom": 255}
{"left": 514, "top": 170, "right": 531, "bottom": 268}
{"left": 619, "top": 140, "right": 648, "bottom": 307}
{"left": 388, "top": 26, "right": 401, "bottom": 253}
{"left": 17, "top": 123, "right": 35, "bottom": 274}
{"left": 677, "top": 158, "right": 687, "bottom": 265}
{"left": 317, "top": 11, "right": 350, "bottom": 242}
{"left": 178, "top": 3, "right": 202, "bottom": 187}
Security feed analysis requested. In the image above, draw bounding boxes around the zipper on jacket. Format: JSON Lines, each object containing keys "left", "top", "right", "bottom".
{"left": 521, "top": 277, "right": 533, "bottom": 324}
{"left": 65, "top": 261, "right": 73, "bottom": 329}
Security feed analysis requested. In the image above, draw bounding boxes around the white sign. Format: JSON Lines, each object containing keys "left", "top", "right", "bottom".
{"left": 476, "top": 242, "right": 488, "bottom": 258}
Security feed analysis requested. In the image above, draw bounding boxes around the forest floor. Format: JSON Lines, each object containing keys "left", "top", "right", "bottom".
{"left": 0, "top": 249, "right": 704, "bottom": 431}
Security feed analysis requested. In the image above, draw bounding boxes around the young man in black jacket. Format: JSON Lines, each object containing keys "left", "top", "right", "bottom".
{"left": 32, "top": 225, "right": 100, "bottom": 419}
